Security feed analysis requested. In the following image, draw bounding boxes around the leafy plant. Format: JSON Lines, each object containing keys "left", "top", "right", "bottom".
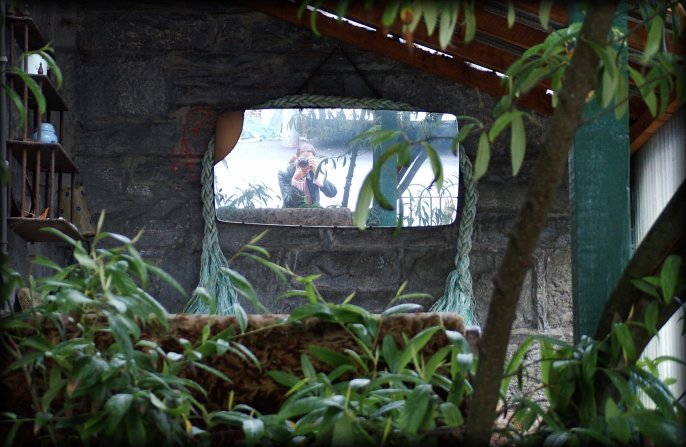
{"left": 500, "top": 255, "right": 686, "bottom": 446}
{"left": 208, "top": 275, "right": 474, "bottom": 446}
{"left": 0, "top": 213, "right": 253, "bottom": 446}
{"left": 214, "top": 180, "right": 278, "bottom": 210}
{"left": 400, "top": 174, "right": 459, "bottom": 227}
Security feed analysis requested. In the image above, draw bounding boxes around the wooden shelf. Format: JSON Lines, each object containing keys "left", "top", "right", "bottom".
{"left": 5, "top": 14, "right": 48, "bottom": 51}
{"left": 6, "top": 72, "right": 68, "bottom": 111}
{"left": 8, "top": 140, "right": 78, "bottom": 173}
{"left": 8, "top": 217, "right": 85, "bottom": 242}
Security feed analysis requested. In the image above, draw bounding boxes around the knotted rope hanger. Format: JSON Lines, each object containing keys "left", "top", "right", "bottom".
{"left": 185, "top": 95, "right": 478, "bottom": 325}
{"left": 183, "top": 140, "right": 240, "bottom": 315}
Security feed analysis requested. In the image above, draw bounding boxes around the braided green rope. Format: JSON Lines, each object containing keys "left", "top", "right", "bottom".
{"left": 183, "top": 138, "right": 240, "bottom": 315}
{"left": 255, "top": 94, "right": 419, "bottom": 111}
{"left": 187, "top": 95, "right": 478, "bottom": 322}
{"left": 429, "top": 144, "right": 478, "bottom": 325}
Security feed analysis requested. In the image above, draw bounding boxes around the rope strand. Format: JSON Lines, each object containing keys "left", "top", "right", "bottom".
{"left": 429, "top": 144, "right": 478, "bottom": 325}
{"left": 183, "top": 139, "right": 240, "bottom": 315}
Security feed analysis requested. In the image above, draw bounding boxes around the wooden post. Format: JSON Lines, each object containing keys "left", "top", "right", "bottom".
{"left": 570, "top": 1, "right": 632, "bottom": 341}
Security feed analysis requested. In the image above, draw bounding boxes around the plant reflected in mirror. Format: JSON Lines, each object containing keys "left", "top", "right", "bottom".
{"left": 214, "top": 108, "right": 461, "bottom": 227}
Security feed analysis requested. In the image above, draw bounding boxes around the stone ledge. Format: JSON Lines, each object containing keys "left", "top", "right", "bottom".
{"left": 217, "top": 206, "right": 354, "bottom": 226}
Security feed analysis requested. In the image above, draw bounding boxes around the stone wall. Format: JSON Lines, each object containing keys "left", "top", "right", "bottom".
{"left": 7, "top": 1, "right": 571, "bottom": 337}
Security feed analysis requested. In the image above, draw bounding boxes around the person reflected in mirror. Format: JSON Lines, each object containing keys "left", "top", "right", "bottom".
{"left": 278, "top": 142, "right": 337, "bottom": 208}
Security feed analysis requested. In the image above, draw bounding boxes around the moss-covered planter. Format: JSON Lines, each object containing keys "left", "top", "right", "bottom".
{"left": 1, "top": 313, "right": 467, "bottom": 416}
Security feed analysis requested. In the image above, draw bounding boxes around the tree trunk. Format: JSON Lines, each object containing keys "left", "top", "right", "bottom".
{"left": 464, "top": 2, "right": 619, "bottom": 444}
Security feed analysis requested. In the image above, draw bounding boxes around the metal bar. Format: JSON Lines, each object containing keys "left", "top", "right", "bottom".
{"left": 49, "top": 148, "right": 55, "bottom": 218}
{"left": 34, "top": 148, "right": 40, "bottom": 217}
{"left": 36, "top": 79, "right": 43, "bottom": 140}
{"left": 57, "top": 172, "right": 62, "bottom": 219}
{"left": 20, "top": 148, "right": 26, "bottom": 217}
{"left": 70, "top": 174, "right": 75, "bottom": 222}
{"left": 22, "top": 23, "right": 28, "bottom": 141}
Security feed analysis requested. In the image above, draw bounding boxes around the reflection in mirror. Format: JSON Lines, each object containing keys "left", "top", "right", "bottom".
{"left": 214, "top": 108, "right": 460, "bottom": 227}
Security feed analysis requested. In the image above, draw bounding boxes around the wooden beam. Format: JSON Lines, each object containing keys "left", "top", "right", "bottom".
{"left": 247, "top": 0, "right": 553, "bottom": 115}
{"left": 508, "top": 0, "right": 569, "bottom": 26}
{"left": 325, "top": 2, "right": 522, "bottom": 73}
{"left": 473, "top": 5, "right": 551, "bottom": 50}
{"left": 594, "top": 180, "right": 686, "bottom": 347}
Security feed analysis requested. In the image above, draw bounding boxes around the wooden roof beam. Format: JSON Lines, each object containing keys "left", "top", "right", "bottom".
{"left": 247, "top": 0, "right": 553, "bottom": 116}
{"left": 321, "top": 2, "right": 522, "bottom": 74}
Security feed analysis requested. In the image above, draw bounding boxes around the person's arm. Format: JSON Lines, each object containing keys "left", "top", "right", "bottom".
{"left": 278, "top": 168, "right": 306, "bottom": 208}
{"left": 315, "top": 177, "right": 337, "bottom": 198}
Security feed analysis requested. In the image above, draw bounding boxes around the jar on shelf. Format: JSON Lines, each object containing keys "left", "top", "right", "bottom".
{"left": 33, "top": 123, "right": 58, "bottom": 144}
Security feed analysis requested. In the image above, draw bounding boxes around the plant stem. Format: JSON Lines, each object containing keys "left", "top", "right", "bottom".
{"left": 464, "top": 2, "right": 619, "bottom": 445}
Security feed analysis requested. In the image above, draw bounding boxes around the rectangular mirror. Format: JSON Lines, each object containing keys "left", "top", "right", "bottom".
{"left": 214, "top": 108, "right": 460, "bottom": 227}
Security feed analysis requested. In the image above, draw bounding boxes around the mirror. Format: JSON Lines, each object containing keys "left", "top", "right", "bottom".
{"left": 214, "top": 108, "right": 460, "bottom": 227}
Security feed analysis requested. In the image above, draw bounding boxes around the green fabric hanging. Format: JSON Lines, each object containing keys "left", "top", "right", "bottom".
{"left": 429, "top": 144, "right": 478, "bottom": 325}
{"left": 183, "top": 138, "right": 240, "bottom": 315}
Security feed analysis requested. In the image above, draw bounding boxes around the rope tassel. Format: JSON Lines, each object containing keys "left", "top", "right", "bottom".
{"left": 184, "top": 141, "right": 240, "bottom": 315}
{"left": 429, "top": 145, "right": 478, "bottom": 325}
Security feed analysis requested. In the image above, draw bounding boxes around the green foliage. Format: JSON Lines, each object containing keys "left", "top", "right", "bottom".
{"left": 349, "top": 115, "right": 456, "bottom": 229}
{"left": 2, "top": 220, "right": 684, "bottom": 445}
{"left": 209, "top": 299, "right": 474, "bottom": 446}
{"left": 0, "top": 214, "right": 251, "bottom": 446}
{"left": 214, "top": 178, "right": 277, "bottom": 210}
{"left": 400, "top": 174, "right": 459, "bottom": 226}
{"left": 313, "top": 1, "right": 685, "bottom": 192}
{"left": 501, "top": 256, "right": 686, "bottom": 446}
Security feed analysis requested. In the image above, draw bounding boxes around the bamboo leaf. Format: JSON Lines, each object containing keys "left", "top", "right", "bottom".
{"left": 510, "top": 111, "right": 526, "bottom": 176}
{"left": 353, "top": 175, "right": 374, "bottom": 229}
{"left": 474, "top": 132, "right": 490, "bottom": 181}
{"left": 539, "top": 0, "right": 553, "bottom": 30}
{"left": 104, "top": 393, "right": 133, "bottom": 429}
{"left": 398, "top": 384, "right": 433, "bottom": 435}
{"left": 232, "top": 303, "right": 248, "bottom": 333}
{"left": 9, "top": 67, "right": 46, "bottom": 114}
{"left": 630, "top": 278, "right": 660, "bottom": 298}
{"left": 382, "top": 303, "right": 422, "bottom": 316}
{"left": 147, "top": 262, "right": 187, "bottom": 298}
{"left": 644, "top": 301, "right": 659, "bottom": 335}
{"left": 268, "top": 370, "right": 300, "bottom": 388}
{"left": 382, "top": 1, "right": 401, "bottom": 28}
{"left": 193, "top": 287, "right": 217, "bottom": 314}
{"left": 463, "top": 3, "right": 476, "bottom": 43}
{"left": 1, "top": 84, "right": 27, "bottom": 128}
{"left": 422, "top": 2, "right": 439, "bottom": 36}
{"left": 644, "top": 89, "right": 658, "bottom": 117}
{"left": 308, "top": 345, "right": 353, "bottom": 367}
{"left": 642, "top": 16, "right": 664, "bottom": 63}
{"left": 659, "top": 255, "right": 680, "bottom": 305}
{"left": 612, "top": 323, "right": 636, "bottom": 361}
{"left": 507, "top": 1, "right": 515, "bottom": 28}
{"left": 220, "top": 267, "right": 258, "bottom": 310}
{"left": 488, "top": 111, "right": 514, "bottom": 142}
{"left": 438, "top": 8, "right": 456, "bottom": 49}
{"left": 242, "top": 418, "right": 265, "bottom": 446}
{"left": 422, "top": 141, "right": 443, "bottom": 191}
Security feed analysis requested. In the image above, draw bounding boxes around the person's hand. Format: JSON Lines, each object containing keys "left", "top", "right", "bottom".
{"left": 292, "top": 166, "right": 308, "bottom": 182}
{"left": 308, "top": 157, "right": 318, "bottom": 177}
